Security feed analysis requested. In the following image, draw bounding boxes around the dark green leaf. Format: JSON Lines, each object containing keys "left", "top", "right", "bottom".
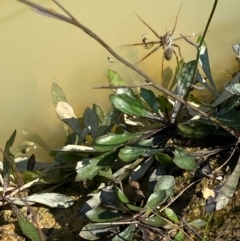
{"left": 13, "top": 205, "right": 47, "bottom": 241}
{"left": 110, "top": 94, "right": 159, "bottom": 120}
{"left": 164, "top": 208, "right": 179, "bottom": 224}
{"left": 178, "top": 123, "right": 210, "bottom": 139}
{"left": 94, "top": 132, "right": 139, "bottom": 152}
{"left": 119, "top": 146, "right": 146, "bottom": 162}
{"left": 197, "top": 36, "right": 218, "bottom": 97}
{"left": 85, "top": 208, "right": 126, "bottom": 222}
{"left": 3, "top": 130, "right": 16, "bottom": 190}
{"left": 140, "top": 216, "right": 167, "bottom": 227}
{"left": 112, "top": 224, "right": 135, "bottom": 241}
{"left": 188, "top": 219, "right": 207, "bottom": 228}
{"left": 93, "top": 103, "right": 104, "bottom": 123}
{"left": 144, "top": 190, "right": 167, "bottom": 210}
{"left": 80, "top": 223, "right": 119, "bottom": 240}
{"left": 75, "top": 151, "right": 117, "bottom": 181}
{"left": 97, "top": 108, "right": 121, "bottom": 136}
{"left": 155, "top": 152, "right": 173, "bottom": 164}
{"left": 116, "top": 187, "right": 130, "bottom": 204}
{"left": 84, "top": 107, "right": 99, "bottom": 139}
{"left": 140, "top": 88, "right": 160, "bottom": 115}
{"left": 173, "top": 146, "right": 198, "bottom": 170}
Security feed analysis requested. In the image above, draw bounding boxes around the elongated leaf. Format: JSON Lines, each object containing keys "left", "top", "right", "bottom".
{"left": 140, "top": 88, "right": 160, "bottom": 115}
{"left": 155, "top": 152, "right": 173, "bottom": 164}
{"left": 112, "top": 224, "right": 135, "bottom": 241}
{"left": 52, "top": 82, "right": 67, "bottom": 106}
{"left": 80, "top": 223, "right": 119, "bottom": 240}
{"left": 52, "top": 83, "right": 69, "bottom": 136}
{"left": 100, "top": 188, "right": 129, "bottom": 211}
{"left": 108, "top": 69, "right": 126, "bottom": 86}
{"left": 77, "top": 193, "right": 101, "bottom": 220}
{"left": 110, "top": 94, "right": 159, "bottom": 120}
{"left": 119, "top": 146, "right": 146, "bottom": 162}
{"left": 214, "top": 96, "right": 240, "bottom": 132}
{"left": 144, "top": 190, "right": 166, "bottom": 210}
{"left": 140, "top": 216, "right": 166, "bottom": 227}
{"left": 12, "top": 205, "right": 47, "bottom": 241}
{"left": 97, "top": 108, "right": 121, "bottom": 136}
{"left": 75, "top": 151, "right": 117, "bottom": 181}
{"left": 48, "top": 144, "right": 97, "bottom": 153}
{"left": 27, "top": 193, "right": 75, "bottom": 208}
{"left": 216, "top": 154, "right": 240, "bottom": 210}
{"left": 93, "top": 103, "right": 104, "bottom": 123}
{"left": 173, "top": 146, "right": 198, "bottom": 170}
{"left": 94, "top": 132, "right": 139, "bottom": 152}
{"left": 188, "top": 219, "right": 207, "bottom": 228}
{"left": 3, "top": 130, "right": 16, "bottom": 190}
{"left": 197, "top": 36, "right": 218, "bottom": 97}
{"left": 84, "top": 107, "right": 99, "bottom": 139}
{"left": 55, "top": 102, "right": 82, "bottom": 138}
{"left": 86, "top": 208, "right": 127, "bottom": 223}
{"left": 165, "top": 208, "right": 179, "bottom": 224}
{"left": 116, "top": 187, "right": 130, "bottom": 204}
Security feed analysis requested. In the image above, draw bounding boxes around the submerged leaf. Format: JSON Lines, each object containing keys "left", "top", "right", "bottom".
{"left": 93, "top": 103, "right": 104, "bottom": 123}
{"left": 22, "top": 128, "right": 49, "bottom": 149}
{"left": 52, "top": 82, "right": 67, "bottom": 106}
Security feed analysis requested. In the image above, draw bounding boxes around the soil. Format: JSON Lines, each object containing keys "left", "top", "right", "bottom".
{"left": 1, "top": 154, "right": 240, "bottom": 241}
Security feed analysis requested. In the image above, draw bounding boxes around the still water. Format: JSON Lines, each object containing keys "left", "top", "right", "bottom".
{"left": 1, "top": 0, "right": 240, "bottom": 162}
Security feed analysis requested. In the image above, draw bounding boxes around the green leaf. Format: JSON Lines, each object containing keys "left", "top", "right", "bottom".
{"left": 97, "top": 108, "right": 121, "bottom": 136}
{"left": 112, "top": 224, "right": 135, "bottom": 241}
{"left": 85, "top": 208, "right": 126, "bottom": 222}
{"left": 119, "top": 146, "right": 146, "bottom": 162}
{"left": 116, "top": 187, "right": 130, "bottom": 204}
{"left": 188, "top": 219, "right": 207, "bottom": 228}
{"left": 144, "top": 190, "right": 167, "bottom": 210}
{"left": 80, "top": 223, "right": 119, "bottom": 240}
{"left": 84, "top": 107, "right": 99, "bottom": 139}
{"left": 155, "top": 152, "right": 173, "bottom": 164}
{"left": 75, "top": 151, "right": 117, "bottom": 181}
{"left": 110, "top": 94, "right": 159, "bottom": 120}
{"left": 51, "top": 82, "right": 67, "bottom": 106}
{"left": 3, "top": 130, "right": 16, "bottom": 187}
{"left": 165, "top": 208, "right": 179, "bottom": 224}
{"left": 108, "top": 69, "right": 126, "bottom": 86}
{"left": 154, "top": 175, "right": 175, "bottom": 193}
{"left": 13, "top": 205, "right": 47, "bottom": 241}
{"left": 126, "top": 203, "right": 143, "bottom": 211}
{"left": 140, "top": 88, "right": 160, "bottom": 115}
{"left": 197, "top": 36, "right": 218, "bottom": 97}
{"left": 93, "top": 103, "right": 104, "bottom": 123}
{"left": 140, "top": 216, "right": 167, "bottom": 227}
{"left": 173, "top": 146, "right": 198, "bottom": 170}
{"left": 94, "top": 132, "right": 139, "bottom": 152}
{"left": 174, "top": 230, "right": 185, "bottom": 241}
{"left": 178, "top": 123, "right": 210, "bottom": 139}
{"left": 214, "top": 96, "right": 240, "bottom": 132}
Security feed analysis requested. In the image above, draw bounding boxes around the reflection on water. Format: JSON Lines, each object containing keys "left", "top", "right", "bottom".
{"left": 1, "top": 0, "right": 240, "bottom": 162}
